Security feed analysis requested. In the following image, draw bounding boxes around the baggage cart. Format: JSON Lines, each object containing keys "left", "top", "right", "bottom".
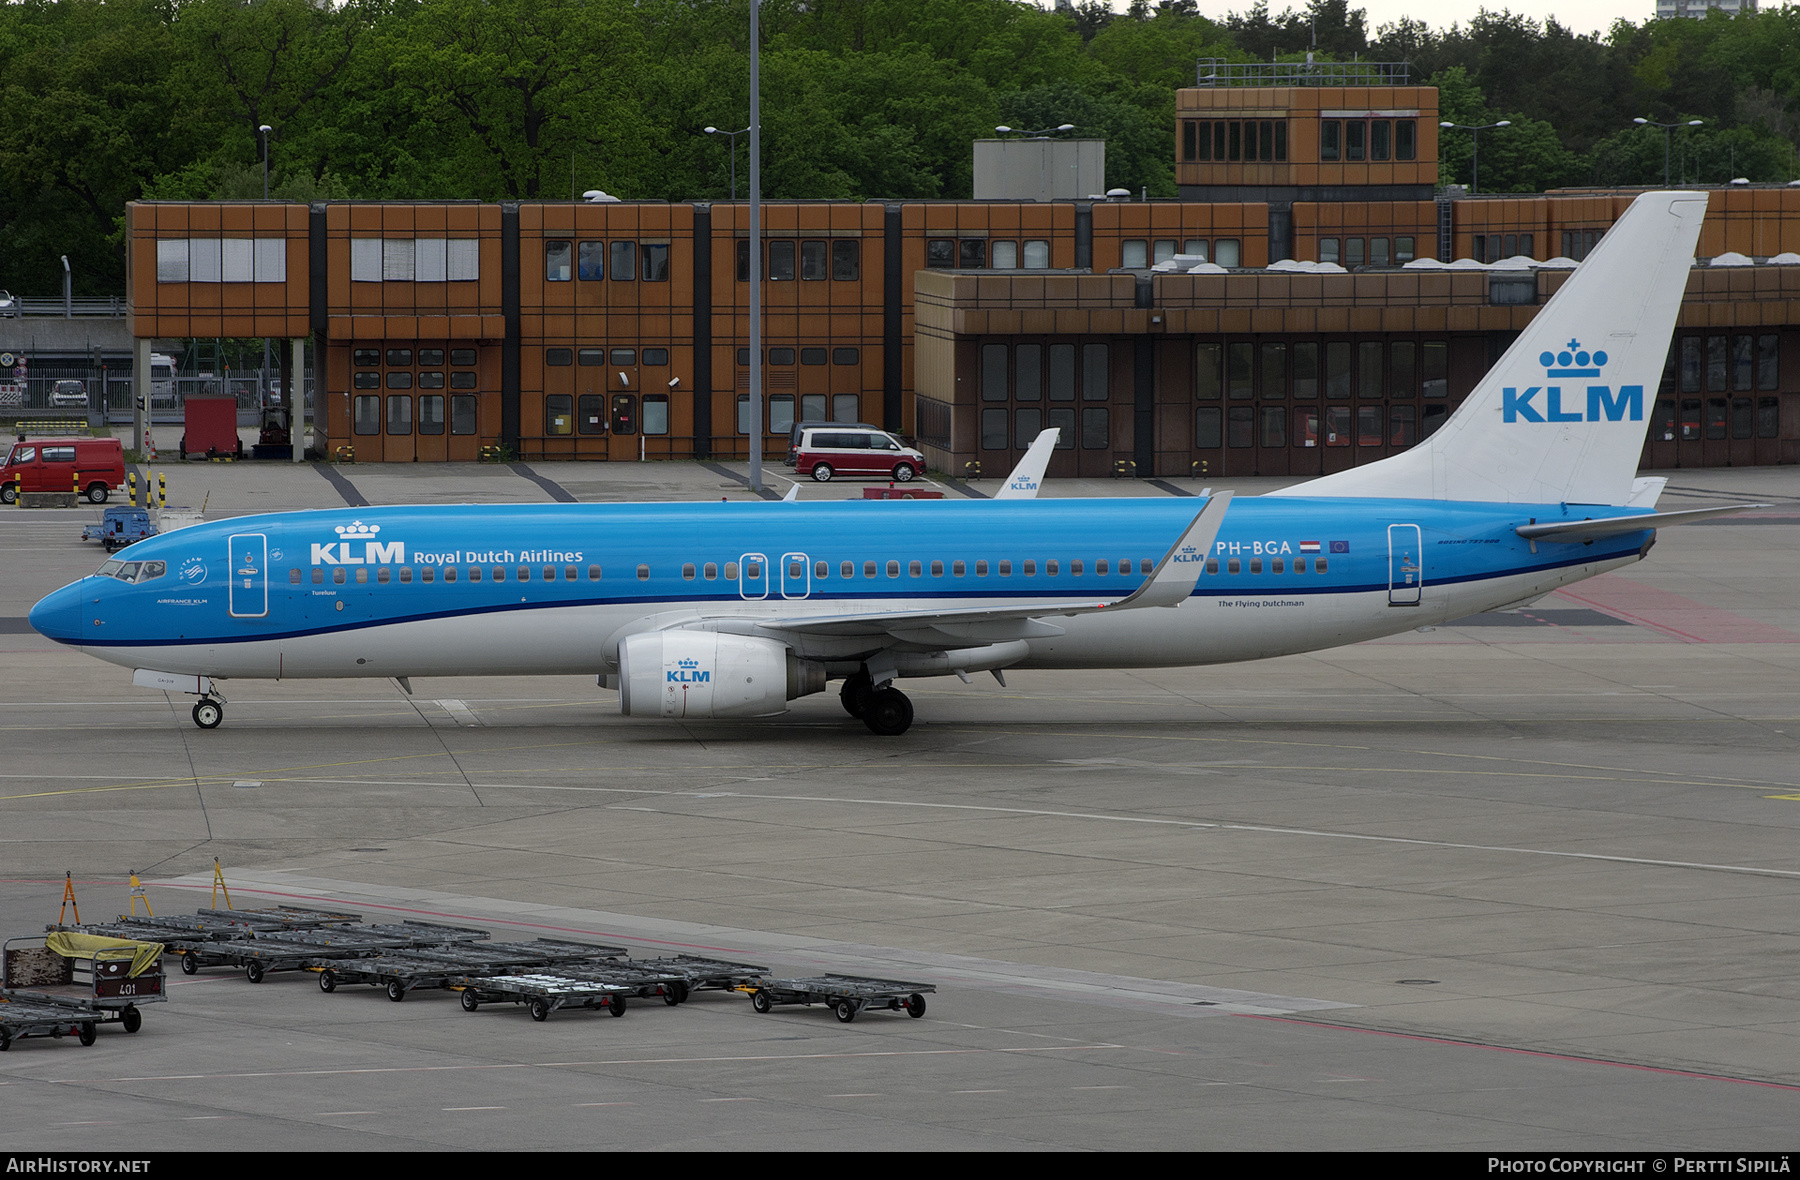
{"left": 315, "top": 939, "right": 627, "bottom": 1002}
{"left": 3, "top": 933, "right": 166, "bottom": 1035}
{"left": 629, "top": 955, "right": 771, "bottom": 1002}
{"left": 739, "top": 974, "right": 933, "bottom": 1023}
{"left": 452, "top": 972, "right": 633, "bottom": 1022}
{"left": 0, "top": 998, "right": 106, "bottom": 1051}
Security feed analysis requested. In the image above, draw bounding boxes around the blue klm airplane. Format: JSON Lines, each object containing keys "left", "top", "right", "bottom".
{"left": 29, "top": 191, "right": 1754, "bottom": 735}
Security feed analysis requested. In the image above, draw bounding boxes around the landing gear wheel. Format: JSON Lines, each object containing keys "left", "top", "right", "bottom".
{"left": 811, "top": 463, "right": 834, "bottom": 482}
{"left": 834, "top": 1000, "right": 857, "bottom": 1023}
{"left": 892, "top": 463, "right": 915, "bottom": 482}
{"left": 319, "top": 970, "right": 337, "bottom": 993}
{"left": 244, "top": 960, "right": 265, "bottom": 984}
{"left": 862, "top": 687, "right": 914, "bottom": 736}
{"left": 751, "top": 989, "right": 772, "bottom": 1014}
{"left": 607, "top": 994, "right": 627, "bottom": 1017}
{"left": 907, "top": 993, "right": 927, "bottom": 1018}
{"left": 87, "top": 484, "right": 108, "bottom": 504}
{"left": 460, "top": 989, "right": 479, "bottom": 1012}
{"left": 386, "top": 980, "right": 406, "bottom": 1002}
{"left": 180, "top": 954, "right": 198, "bottom": 975}
{"left": 529, "top": 998, "right": 550, "bottom": 1022}
{"left": 192, "top": 699, "right": 222, "bottom": 729}
{"left": 839, "top": 671, "right": 872, "bottom": 718}
{"left": 78, "top": 1022, "right": 97, "bottom": 1046}
{"left": 121, "top": 1005, "right": 141, "bottom": 1033}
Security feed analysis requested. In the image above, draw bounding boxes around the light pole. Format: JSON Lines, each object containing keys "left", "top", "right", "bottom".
{"left": 1633, "top": 118, "right": 1703, "bottom": 187}
{"left": 258, "top": 124, "right": 272, "bottom": 199}
{"left": 703, "top": 125, "right": 750, "bottom": 201}
{"left": 1439, "top": 120, "right": 1510, "bottom": 195}
{"left": 747, "top": 0, "right": 763, "bottom": 491}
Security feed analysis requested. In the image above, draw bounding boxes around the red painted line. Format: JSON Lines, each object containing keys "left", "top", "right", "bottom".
{"left": 1235, "top": 1013, "right": 1800, "bottom": 1092}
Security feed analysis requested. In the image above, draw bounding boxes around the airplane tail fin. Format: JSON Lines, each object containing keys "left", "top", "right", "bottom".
{"left": 1270, "top": 190, "right": 1708, "bottom": 506}
{"left": 994, "top": 428, "right": 1059, "bottom": 499}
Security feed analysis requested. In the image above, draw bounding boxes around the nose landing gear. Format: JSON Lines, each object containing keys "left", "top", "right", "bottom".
{"left": 192, "top": 696, "right": 224, "bottom": 729}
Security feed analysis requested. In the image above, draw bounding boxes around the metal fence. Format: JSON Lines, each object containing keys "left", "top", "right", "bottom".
{"left": 1194, "top": 59, "right": 1412, "bottom": 87}
{"left": 0, "top": 367, "right": 314, "bottom": 424}
{"left": 1, "top": 296, "right": 130, "bottom": 318}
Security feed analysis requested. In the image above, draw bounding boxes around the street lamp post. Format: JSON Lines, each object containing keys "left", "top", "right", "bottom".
{"left": 1633, "top": 118, "right": 1704, "bottom": 187}
{"left": 703, "top": 125, "right": 751, "bottom": 201}
{"left": 258, "top": 124, "right": 272, "bottom": 199}
{"left": 747, "top": 0, "right": 762, "bottom": 492}
{"left": 1439, "top": 120, "right": 1511, "bottom": 195}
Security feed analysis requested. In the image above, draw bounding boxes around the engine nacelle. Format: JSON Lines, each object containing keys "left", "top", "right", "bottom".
{"left": 618, "top": 631, "right": 822, "bottom": 719}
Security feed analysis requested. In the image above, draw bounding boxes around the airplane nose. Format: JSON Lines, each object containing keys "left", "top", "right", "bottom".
{"left": 28, "top": 581, "right": 85, "bottom": 645}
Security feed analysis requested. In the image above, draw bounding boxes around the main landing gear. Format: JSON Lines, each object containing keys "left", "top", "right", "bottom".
{"left": 838, "top": 670, "right": 914, "bottom": 736}
{"left": 191, "top": 696, "right": 224, "bottom": 729}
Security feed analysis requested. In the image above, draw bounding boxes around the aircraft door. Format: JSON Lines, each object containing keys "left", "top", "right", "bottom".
{"left": 738, "top": 552, "right": 768, "bottom": 600}
{"left": 780, "top": 552, "right": 810, "bottom": 600}
{"left": 1387, "top": 524, "right": 1422, "bottom": 607}
{"left": 228, "top": 532, "right": 269, "bottom": 618}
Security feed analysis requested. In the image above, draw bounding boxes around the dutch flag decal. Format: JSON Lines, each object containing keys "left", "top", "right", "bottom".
{"left": 1299, "top": 541, "right": 1321, "bottom": 553}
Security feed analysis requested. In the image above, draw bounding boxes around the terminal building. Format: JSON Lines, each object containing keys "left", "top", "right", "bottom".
{"left": 123, "top": 62, "right": 1800, "bottom": 474}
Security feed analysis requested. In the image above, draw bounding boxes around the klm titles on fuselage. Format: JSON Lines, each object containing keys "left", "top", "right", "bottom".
{"left": 1502, "top": 339, "right": 1643, "bottom": 424}
{"left": 309, "top": 541, "right": 585, "bottom": 566}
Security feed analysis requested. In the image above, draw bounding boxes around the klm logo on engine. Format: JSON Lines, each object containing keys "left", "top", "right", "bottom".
{"left": 311, "top": 520, "right": 405, "bottom": 566}
{"left": 668, "top": 657, "right": 710, "bottom": 684}
{"left": 1502, "top": 339, "right": 1641, "bottom": 424}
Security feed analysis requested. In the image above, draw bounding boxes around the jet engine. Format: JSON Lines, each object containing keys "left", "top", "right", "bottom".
{"left": 618, "top": 631, "right": 824, "bottom": 719}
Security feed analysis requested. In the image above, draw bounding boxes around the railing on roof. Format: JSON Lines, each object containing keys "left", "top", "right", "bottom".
{"left": 1193, "top": 59, "right": 1412, "bottom": 87}
{"left": 3, "top": 296, "right": 129, "bottom": 318}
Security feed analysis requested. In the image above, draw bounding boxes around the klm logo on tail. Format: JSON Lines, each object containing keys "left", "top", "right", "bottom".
{"left": 1502, "top": 339, "right": 1642, "bottom": 424}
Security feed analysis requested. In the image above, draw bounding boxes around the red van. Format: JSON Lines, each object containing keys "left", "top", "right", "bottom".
{"left": 0, "top": 437, "right": 125, "bottom": 503}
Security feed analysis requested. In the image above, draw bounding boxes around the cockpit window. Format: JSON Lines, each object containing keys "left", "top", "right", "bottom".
{"left": 95, "top": 560, "right": 165, "bottom": 583}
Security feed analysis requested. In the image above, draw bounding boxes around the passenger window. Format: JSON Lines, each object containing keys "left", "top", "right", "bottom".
{"left": 975, "top": 561, "right": 988, "bottom": 577}
{"left": 492, "top": 567, "right": 505, "bottom": 583}
{"left": 909, "top": 560, "right": 922, "bottom": 577}
{"left": 422, "top": 568, "right": 435, "bottom": 583}
{"left": 1205, "top": 558, "right": 1219, "bottom": 574}
{"left": 815, "top": 561, "right": 828, "bottom": 579}
{"left": 1071, "top": 560, "right": 1084, "bottom": 576}
{"left": 400, "top": 567, "right": 413, "bottom": 583}
{"left": 290, "top": 569, "right": 301, "bottom": 584}
{"left": 725, "top": 562, "right": 739, "bottom": 580}
{"left": 588, "top": 565, "right": 602, "bottom": 580}
{"left": 333, "top": 569, "right": 346, "bottom": 584}
{"left": 863, "top": 561, "right": 876, "bottom": 578}
{"left": 841, "top": 561, "right": 853, "bottom": 578}
{"left": 565, "top": 565, "right": 578, "bottom": 580}
{"left": 683, "top": 564, "right": 696, "bottom": 580}
{"left": 444, "top": 567, "right": 456, "bottom": 583}
{"left": 469, "top": 567, "right": 482, "bottom": 582}
{"left": 378, "top": 568, "right": 391, "bottom": 584}
{"left": 1046, "top": 560, "right": 1059, "bottom": 576}
{"left": 1294, "top": 558, "right": 1306, "bottom": 574}
{"left": 1096, "top": 560, "right": 1109, "bottom": 575}
{"left": 1316, "top": 558, "right": 1328, "bottom": 573}
{"left": 517, "top": 567, "right": 530, "bottom": 582}
{"left": 952, "top": 560, "right": 965, "bottom": 577}
{"left": 1272, "top": 558, "right": 1284, "bottom": 573}
{"left": 999, "top": 560, "right": 1011, "bottom": 576}
{"left": 886, "top": 560, "right": 899, "bottom": 578}
{"left": 705, "top": 563, "right": 718, "bottom": 580}
{"left": 542, "top": 567, "right": 555, "bottom": 581}
{"left": 1141, "top": 559, "right": 1153, "bottom": 574}
{"left": 931, "top": 560, "right": 944, "bottom": 577}
{"left": 1024, "top": 560, "right": 1036, "bottom": 576}
{"left": 637, "top": 564, "right": 650, "bottom": 581}
{"left": 1250, "top": 558, "right": 1262, "bottom": 574}
{"left": 1228, "top": 559, "right": 1241, "bottom": 574}
{"left": 746, "top": 561, "right": 761, "bottom": 579}
{"left": 356, "top": 568, "right": 370, "bottom": 584}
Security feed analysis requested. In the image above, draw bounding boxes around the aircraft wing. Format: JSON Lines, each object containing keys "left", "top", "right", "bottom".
{"left": 710, "top": 492, "right": 1231, "bottom": 641}
{"left": 993, "top": 428, "right": 1060, "bottom": 499}
{"left": 1516, "top": 503, "right": 1767, "bottom": 544}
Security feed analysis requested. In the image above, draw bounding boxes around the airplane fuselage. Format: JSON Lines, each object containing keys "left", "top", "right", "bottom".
{"left": 29, "top": 497, "right": 1649, "bottom": 684}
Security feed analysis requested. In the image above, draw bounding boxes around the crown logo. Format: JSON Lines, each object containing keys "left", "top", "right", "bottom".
{"left": 334, "top": 521, "right": 381, "bottom": 537}
{"left": 678, "top": 658, "right": 700, "bottom": 668}
{"left": 1540, "top": 338, "right": 1608, "bottom": 378}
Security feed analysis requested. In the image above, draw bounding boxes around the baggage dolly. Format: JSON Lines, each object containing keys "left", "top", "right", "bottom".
{"left": 628, "top": 955, "right": 771, "bottom": 1003}
{"left": 0, "top": 998, "right": 106, "bottom": 1051}
{"left": 452, "top": 972, "right": 634, "bottom": 1022}
{"left": 739, "top": 975, "right": 934, "bottom": 1023}
{"left": 315, "top": 939, "right": 628, "bottom": 1002}
{"left": 4, "top": 934, "right": 166, "bottom": 1036}
{"left": 220, "top": 920, "right": 491, "bottom": 983}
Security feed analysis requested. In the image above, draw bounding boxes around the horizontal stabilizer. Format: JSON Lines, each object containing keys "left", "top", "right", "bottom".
{"left": 1516, "top": 504, "right": 1766, "bottom": 544}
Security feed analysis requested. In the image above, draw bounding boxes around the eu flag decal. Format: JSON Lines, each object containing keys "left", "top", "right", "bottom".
{"left": 1329, "top": 540, "right": 1350, "bottom": 553}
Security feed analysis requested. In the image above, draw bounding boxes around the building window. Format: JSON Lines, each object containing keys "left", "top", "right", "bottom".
{"left": 1048, "top": 343, "right": 1076, "bottom": 400}
{"left": 579, "top": 348, "right": 604, "bottom": 367}
{"left": 927, "top": 239, "right": 955, "bottom": 268}
{"left": 1321, "top": 120, "right": 1341, "bottom": 161}
{"left": 611, "top": 240, "right": 636, "bottom": 281}
{"left": 643, "top": 394, "right": 669, "bottom": 435}
{"left": 1260, "top": 405, "right": 1286, "bottom": 447}
{"left": 354, "top": 395, "right": 379, "bottom": 435}
{"left": 1227, "top": 405, "right": 1252, "bottom": 447}
{"left": 1022, "top": 240, "right": 1051, "bottom": 268}
{"left": 1121, "top": 240, "right": 1148, "bottom": 268}
{"left": 1293, "top": 342, "right": 1318, "bottom": 397}
{"left": 1214, "top": 239, "right": 1240, "bottom": 267}
{"left": 1196, "top": 342, "right": 1222, "bottom": 400}
{"left": 546, "top": 348, "right": 572, "bottom": 366}
{"left": 643, "top": 348, "right": 668, "bottom": 365}
{"left": 1325, "top": 342, "right": 1352, "bottom": 398}
{"left": 1227, "top": 342, "right": 1254, "bottom": 399}
{"left": 1182, "top": 120, "right": 1199, "bottom": 161}
{"left": 546, "top": 240, "right": 571, "bottom": 282}
{"left": 419, "top": 395, "right": 445, "bottom": 435}
{"left": 1371, "top": 120, "right": 1391, "bottom": 161}
{"left": 1325, "top": 405, "right": 1350, "bottom": 446}
{"left": 769, "top": 240, "right": 795, "bottom": 281}
{"left": 386, "top": 395, "right": 412, "bottom": 435}
{"left": 1358, "top": 342, "right": 1383, "bottom": 398}
{"left": 981, "top": 344, "right": 1008, "bottom": 401}
{"left": 546, "top": 395, "right": 572, "bottom": 435}
{"left": 833, "top": 347, "right": 859, "bottom": 365}
{"left": 1083, "top": 344, "right": 1109, "bottom": 400}
{"left": 353, "top": 372, "right": 379, "bottom": 390}
{"left": 960, "top": 239, "right": 986, "bottom": 268}
{"left": 1015, "top": 343, "right": 1042, "bottom": 401}
{"left": 613, "top": 348, "right": 638, "bottom": 366}
{"left": 799, "top": 240, "right": 828, "bottom": 281}
{"left": 833, "top": 239, "right": 860, "bottom": 280}
{"left": 1396, "top": 237, "right": 1415, "bottom": 263}
{"left": 386, "top": 371, "right": 412, "bottom": 389}
{"left": 1390, "top": 405, "right": 1416, "bottom": 446}
{"left": 450, "top": 371, "right": 478, "bottom": 389}
{"left": 579, "top": 393, "right": 606, "bottom": 434}
{"left": 990, "top": 240, "right": 1018, "bottom": 269}
{"left": 1319, "top": 238, "right": 1339, "bottom": 264}
{"left": 981, "top": 407, "right": 1008, "bottom": 449}
{"left": 1758, "top": 334, "right": 1779, "bottom": 389}
{"left": 641, "top": 243, "right": 669, "bottom": 282}
{"left": 1369, "top": 238, "right": 1389, "bottom": 266}
{"left": 1083, "top": 407, "right": 1109, "bottom": 449}
{"left": 800, "top": 347, "right": 827, "bottom": 366}
{"left": 1390, "top": 342, "right": 1415, "bottom": 397}
{"left": 578, "top": 241, "right": 604, "bottom": 280}
{"left": 1422, "top": 341, "right": 1448, "bottom": 397}
{"left": 1345, "top": 238, "right": 1364, "bottom": 267}
{"left": 1396, "top": 119, "right": 1416, "bottom": 160}
{"left": 1346, "top": 120, "right": 1366, "bottom": 161}
{"left": 451, "top": 395, "right": 477, "bottom": 434}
